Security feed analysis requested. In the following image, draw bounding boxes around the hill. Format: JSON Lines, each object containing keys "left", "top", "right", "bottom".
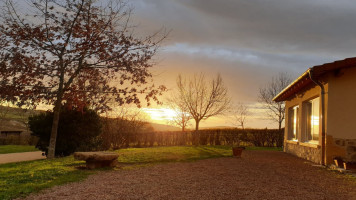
{"left": 200, "top": 126, "right": 236, "bottom": 130}
{"left": 0, "top": 106, "right": 43, "bottom": 132}
{"left": 149, "top": 122, "right": 181, "bottom": 132}
{"left": 0, "top": 106, "right": 181, "bottom": 132}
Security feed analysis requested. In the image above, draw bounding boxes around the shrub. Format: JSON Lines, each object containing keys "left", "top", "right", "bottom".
{"left": 29, "top": 106, "right": 102, "bottom": 157}
{"left": 107, "top": 128, "right": 284, "bottom": 148}
{"left": 100, "top": 117, "right": 154, "bottom": 150}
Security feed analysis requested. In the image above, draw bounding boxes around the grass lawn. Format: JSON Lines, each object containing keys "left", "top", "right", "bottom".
{"left": 0, "top": 146, "right": 279, "bottom": 200}
{"left": 0, "top": 156, "right": 92, "bottom": 200}
{"left": 116, "top": 146, "right": 234, "bottom": 167}
{"left": 0, "top": 145, "right": 39, "bottom": 154}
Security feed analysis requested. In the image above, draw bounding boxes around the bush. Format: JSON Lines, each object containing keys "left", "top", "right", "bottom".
{"left": 29, "top": 106, "right": 102, "bottom": 157}
{"left": 100, "top": 117, "right": 154, "bottom": 150}
{"left": 103, "top": 128, "right": 284, "bottom": 148}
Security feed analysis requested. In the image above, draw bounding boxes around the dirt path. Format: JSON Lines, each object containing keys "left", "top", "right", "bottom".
{"left": 23, "top": 151, "right": 356, "bottom": 200}
{"left": 0, "top": 151, "right": 45, "bottom": 164}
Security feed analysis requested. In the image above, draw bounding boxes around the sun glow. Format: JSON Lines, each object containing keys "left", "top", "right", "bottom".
{"left": 142, "top": 108, "right": 178, "bottom": 123}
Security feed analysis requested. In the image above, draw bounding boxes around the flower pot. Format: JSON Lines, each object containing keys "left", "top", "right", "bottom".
{"left": 232, "top": 147, "right": 245, "bottom": 158}
{"left": 333, "top": 158, "right": 343, "bottom": 168}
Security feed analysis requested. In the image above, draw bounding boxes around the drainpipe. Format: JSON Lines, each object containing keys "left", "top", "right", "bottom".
{"left": 308, "top": 68, "right": 326, "bottom": 166}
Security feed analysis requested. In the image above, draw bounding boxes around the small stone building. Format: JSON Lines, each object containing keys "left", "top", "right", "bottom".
{"left": 273, "top": 57, "right": 356, "bottom": 165}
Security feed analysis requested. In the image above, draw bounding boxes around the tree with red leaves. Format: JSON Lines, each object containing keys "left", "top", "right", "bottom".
{"left": 0, "top": 0, "right": 166, "bottom": 158}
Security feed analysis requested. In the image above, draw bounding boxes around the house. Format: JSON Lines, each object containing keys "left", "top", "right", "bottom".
{"left": 273, "top": 57, "right": 356, "bottom": 165}
{"left": 0, "top": 119, "right": 30, "bottom": 139}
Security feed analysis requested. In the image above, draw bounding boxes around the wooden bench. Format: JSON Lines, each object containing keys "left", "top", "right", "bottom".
{"left": 74, "top": 152, "right": 119, "bottom": 169}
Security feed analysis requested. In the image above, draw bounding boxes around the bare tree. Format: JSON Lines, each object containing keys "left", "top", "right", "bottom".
{"left": 101, "top": 106, "right": 150, "bottom": 150}
{"left": 258, "top": 72, "right": 292, "bottom": 130}
{"left": 167, "top": 96, "right": 192, "bottom": 131}
{"left": 231, "top": 102, "right": 249, "bottom": 129}
{"left": 176, "top": 73, "right": 230, "bottom": 131}
{"left": 0, "top": 0, "right": 166, "bottom": 158}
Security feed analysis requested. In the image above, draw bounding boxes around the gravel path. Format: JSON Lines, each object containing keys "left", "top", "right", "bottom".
{"left": 0, "top": 151, "right": 45, "bottom": 164}
{"left": 23, "top": 151, "right": 356, "bottom": 200}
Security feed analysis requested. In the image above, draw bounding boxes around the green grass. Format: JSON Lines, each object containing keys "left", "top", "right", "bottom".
{"left": 0, "top": 146, "right": 280, "bottom": 199}
{"left": 0, "top": 145, "right": 39, "bottom": 154}
{"left": 117, "top": 146, "right": 233, "bottom": 165}
{"left": 0, "top": 157, "right": 91, "bottom": 200}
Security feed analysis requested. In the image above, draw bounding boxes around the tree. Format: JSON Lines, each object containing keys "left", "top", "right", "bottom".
{"left": 176, "top": 73, "right": 230, "bottom": 131}
{"left": 231, "top": 102, "right": 249, "bottom": 129}
{"left": 167, "top": 95, "right": 192, "bottom": 132}
{"left": 258, "top": 72, "right": 292, "bottom": 130}
{"left": 29, "top": 105, "right": 102, "bottom": 156}
{"left": 168, "top": 109, "right": 192, "bottom": 132}
{"left": 101, "top": 106, "right": 151, "bottom": 149}
{"left": 0, "top": 0, "right": 166, "bottom": 158}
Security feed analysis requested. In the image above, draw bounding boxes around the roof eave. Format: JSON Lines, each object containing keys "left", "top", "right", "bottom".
{"left": 272, "top": 69, "right": 311, "bottom": 102}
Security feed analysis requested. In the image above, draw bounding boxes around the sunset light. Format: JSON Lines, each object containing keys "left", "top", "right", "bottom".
{"left": 143, "top": 108, "right": 179, "bottom": 124}
{"left": 1, "top": 0, "right": 355, "bottom": 199}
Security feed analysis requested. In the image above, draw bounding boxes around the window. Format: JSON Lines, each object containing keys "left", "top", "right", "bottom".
{"left": 289, "top": 105, "right": 299, "bottom": 140}
{"left": 305, "top": 97, "right": 319, "bottom": 142}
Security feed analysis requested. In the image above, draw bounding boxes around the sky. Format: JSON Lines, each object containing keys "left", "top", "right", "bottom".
{"left": 8, "top": 0, "right": 356, "bottom": 129}
{"left": 121, "top": 0, "right": 356, "bottom": 128}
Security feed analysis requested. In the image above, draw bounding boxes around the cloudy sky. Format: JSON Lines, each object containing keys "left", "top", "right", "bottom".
{"left": 121, "top": 0, "right": 356, "bottom": 128}
{"left": 11, "top": 0, "right": 356, "bottom": 128}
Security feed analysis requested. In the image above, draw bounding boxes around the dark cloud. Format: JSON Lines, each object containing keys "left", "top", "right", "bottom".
{"left": 129, "top": 0, "right": 356, "bottom": 127}
{"left": 132, "top": 0, "right": 356, "bottom": 57}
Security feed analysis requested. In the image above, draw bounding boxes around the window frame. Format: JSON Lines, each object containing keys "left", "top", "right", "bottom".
{"left": 288, "top": 105, "right": 299, "bottom": 141}
{"left": 303, "top": 97, "right": 320, "bottom": 144}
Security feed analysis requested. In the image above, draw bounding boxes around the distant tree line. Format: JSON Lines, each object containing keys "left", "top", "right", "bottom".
{"left": 27, "top": 106, "right": 283, "bottom": 157}
{"left": 102, "top": 128, "right": 284, "bottom": 148}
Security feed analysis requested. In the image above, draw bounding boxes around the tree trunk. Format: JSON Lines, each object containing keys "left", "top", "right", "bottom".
{"left": 47, "top": 73, "right": 64, "bottom": 159}
{"left": 195, "top": 119, "right": 200, "bottom": 131}
{"left": 193, "top": 119, "right": 201, "bottom": 145}
{"left": 47, "top": 63, "right": 66, "bottom": 159}
{"left": 47, "top": 98, "right": 62, "bottom": 159}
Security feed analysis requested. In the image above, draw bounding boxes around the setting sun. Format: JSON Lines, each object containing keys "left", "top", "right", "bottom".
{"left": 142, "top": 108, "right": 178, "bottom": 124}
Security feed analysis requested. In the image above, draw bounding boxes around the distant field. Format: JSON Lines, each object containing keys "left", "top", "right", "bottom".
{"left": 0, "top": 105, "right": 43, "bottom": 121}
{"left": 0, "top": 145, "right": 38, "bottom": 154}
{"left": 0, "top": 105, "right": 44, "bottom": 132}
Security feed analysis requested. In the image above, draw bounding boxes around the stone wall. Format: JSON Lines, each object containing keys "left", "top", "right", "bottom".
{"left": 284, "top": 137, "right": 356, "bottom": 165}
{"left": 332, "top": 138, "right": 356, "bottom": 162}
{"left": 284, "top": 141, "right": 322, "bottom": 164}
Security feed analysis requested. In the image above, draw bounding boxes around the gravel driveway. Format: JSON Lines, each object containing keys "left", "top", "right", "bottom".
{"left": 23, "top": 151, "right": 356, "bottom": 200}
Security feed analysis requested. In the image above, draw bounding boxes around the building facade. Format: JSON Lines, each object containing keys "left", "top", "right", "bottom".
{"left": 274, "top": 57, "right": 356, "bottom": 165}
